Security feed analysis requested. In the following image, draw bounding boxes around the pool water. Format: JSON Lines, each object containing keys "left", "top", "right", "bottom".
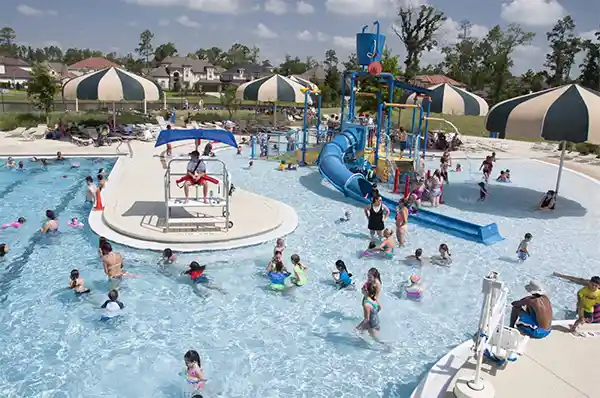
{"left": 0, "top": 152, "right": 598, "bottom": 397}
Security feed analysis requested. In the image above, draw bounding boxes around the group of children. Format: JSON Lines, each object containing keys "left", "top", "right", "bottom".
{"left": 266, "top": 238, "right": 308, "bottom": 289}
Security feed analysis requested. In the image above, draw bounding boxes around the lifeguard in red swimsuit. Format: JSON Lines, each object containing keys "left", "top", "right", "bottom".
{"left": 177, "top": 150, "right": 219, "bottom": 203}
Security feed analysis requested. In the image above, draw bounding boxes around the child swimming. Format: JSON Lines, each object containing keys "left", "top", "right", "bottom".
{"left": 184, "top": 350, "right": 207, "bottom": 391}
{"left": 290, "top": 254, "right": 308, "bottom": 286}
{"left": 332, "top": 260, "right": 354, "bottom": 289}
{"left": 455, "top": 163, "right": 462, "bottom": 172}
{"left": 432, "top": 244, "right": 452, "bottom": 266}
{"left": 1, "top": 217, "right": 25, "bottom": 229}
{"left": 183, "top": 261, "right": 226, "bottom": 294}
{"left": 100, "top": 289, "right": 124, "bottom": 320}
{"left": 496, "top": 170, "right": 507, "bottom": 182}
{"left": 68, "top": 269, "right": 90, "bottom": 295}
{"left": 478, "top": 182, "right": 489, "bottom": 202}
{"left": 278, "top": 160, "right": 286, "bottom": 171}
{"left": 516, "top": 233, "right": 532, "bottom": 262}
{"left": 405, "top": 275, "right": 423, "bottom": 299}
{"left": 405, "top": 248, "right": 424, "bottom": 264}
{"left": 337, "top": 210, "right": 352, "bottom": 223}
{"left": 162, "top": 248, "right": 176, "bottom": 264}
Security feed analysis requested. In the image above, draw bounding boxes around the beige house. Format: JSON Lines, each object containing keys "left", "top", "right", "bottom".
{"left": 149, "top": 56, "right": 224, "bottom": 93}
{"left": 0, "top": 56, "right": 31, "bottom": 87}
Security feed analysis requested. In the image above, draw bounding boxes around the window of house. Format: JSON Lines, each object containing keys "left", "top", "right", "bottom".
{"left": 0, "top": 65, "right": 5, "bottom": 74}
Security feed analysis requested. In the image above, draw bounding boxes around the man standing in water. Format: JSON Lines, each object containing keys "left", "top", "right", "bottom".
{"left": 101, "top": 242, "right": 125, "bottom": 290}
{"left": 509, "top": 281, "right": 553, "bottom": 339}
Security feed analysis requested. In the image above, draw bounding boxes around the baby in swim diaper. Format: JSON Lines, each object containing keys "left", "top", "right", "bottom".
{"left": 2, "top": 217, "right": 25, "bottom": 229}
{"left": 274, "top": 238, "right": 286, "bottom": 255}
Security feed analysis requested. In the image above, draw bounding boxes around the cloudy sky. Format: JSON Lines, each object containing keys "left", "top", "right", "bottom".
{"left": 1, "top": 0, "right": 599, "bottom": 74}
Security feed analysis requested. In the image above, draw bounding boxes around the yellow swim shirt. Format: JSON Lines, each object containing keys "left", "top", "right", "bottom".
{"left": 577, "top": 286, "right": 600, "bottom": 313}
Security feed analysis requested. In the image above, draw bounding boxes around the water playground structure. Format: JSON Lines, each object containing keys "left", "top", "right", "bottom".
{"left": 316, "top": 21, "right": 503, "bottom": 245}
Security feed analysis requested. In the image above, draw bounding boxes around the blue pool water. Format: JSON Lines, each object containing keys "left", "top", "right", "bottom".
{"left": 0, "top": 152, "right": 598, "bottom": 397}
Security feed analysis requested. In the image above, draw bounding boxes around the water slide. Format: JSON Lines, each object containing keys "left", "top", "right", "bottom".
{"left": 317, "top": 124, "right": 503, "bottom": 245}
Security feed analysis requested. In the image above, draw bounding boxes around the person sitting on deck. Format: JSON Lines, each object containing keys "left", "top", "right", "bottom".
{"left": 176, "top": 150, "right": 219, "bottom": 204}
{"left": 509, "top": 281, "right": 553, "bottom": 339}
{"left": 570, "top": 276, "right": 600, "bottom": 332}
{"left": 538, "top": 190, "right": 556, "bottom": 211}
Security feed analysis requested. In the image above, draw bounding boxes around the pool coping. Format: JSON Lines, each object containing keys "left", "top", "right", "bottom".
{"left": 409, "top": 320, "right": 574, "bottom": 398}
{"left": 87, "top": 146, "right": 299, "bottom": 252}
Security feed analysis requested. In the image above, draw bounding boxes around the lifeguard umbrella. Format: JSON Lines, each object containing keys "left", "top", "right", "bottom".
{"left": 404, "top": 83, "right": 488, "bottom": 116}
{"left": 290, "top": 75, "right": 319, "bottom": 91}
{"left": 155, "top": 127, "right": 238, "bottom": 148}
{"left": 62, "top": 66, "right": 164, "bottom": 127}
{"left": 485, "top": 84, "right": 600, "bottom": 202}
{"left": 236, "top": 74, "right": 311, "bottom": 124}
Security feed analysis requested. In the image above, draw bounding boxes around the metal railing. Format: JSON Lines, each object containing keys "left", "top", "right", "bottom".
{"left": 164, "top": 157, "right": 231, "bottom": 232}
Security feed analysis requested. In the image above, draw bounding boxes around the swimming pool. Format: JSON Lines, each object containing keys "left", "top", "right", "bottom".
{"left": 0, "top": 152, "right": 598, "bottom": 397}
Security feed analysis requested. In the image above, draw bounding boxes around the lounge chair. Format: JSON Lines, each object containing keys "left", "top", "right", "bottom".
{"left": 3, "top": 127, "right": 26, "bottom": 137}
{"left": 71, "top": 135, "right": 93, "bottom": 146}
{"left": 530, "top": 142, "right": 545, "bottom": 150}
{"left": 20, "top": 127, "right": 38, "bottom": 141}
{"left": 31, "top": 124, "right": 48, "bottom": 140}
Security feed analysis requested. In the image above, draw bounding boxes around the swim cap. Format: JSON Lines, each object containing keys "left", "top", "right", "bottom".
{"left": 410, "top": 275, "right": 420, "bottom": 283}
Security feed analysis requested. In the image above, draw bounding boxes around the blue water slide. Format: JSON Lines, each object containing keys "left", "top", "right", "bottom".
{"left": 317, "top": 126, "right": 503, "bottom": 245}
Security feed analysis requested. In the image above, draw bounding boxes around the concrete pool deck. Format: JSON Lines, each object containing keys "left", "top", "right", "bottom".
{"left": 411, "top": 321, "right": 600, "bottom": 398}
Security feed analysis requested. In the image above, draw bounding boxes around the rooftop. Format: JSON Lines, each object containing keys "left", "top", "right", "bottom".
{"left": 69, "top": 57, "right": 121, "bottom": 70}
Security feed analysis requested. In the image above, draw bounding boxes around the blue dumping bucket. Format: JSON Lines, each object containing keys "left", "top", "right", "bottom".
{"left": 356, "top": 33, "right": 385, "bottom": 66}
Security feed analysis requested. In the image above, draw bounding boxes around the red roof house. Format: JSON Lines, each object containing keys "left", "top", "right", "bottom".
{"left": 68, "top": 57, "right": 121, "bottom": 72}
{"left": 414, "top": 74, "right": 465, "bottom": 87}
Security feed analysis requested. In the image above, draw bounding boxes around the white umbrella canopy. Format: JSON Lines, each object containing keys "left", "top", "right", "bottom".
{"left": 236, "top": 74, "right": 311, "bottom": 104}
{"left": 486, "top": 84, "right": 600, "bottom": 204}
{"left": 405, "top": 83, "right": 488, "bottom": 116}
{"left": 63, "top": 66, "right": 164, "bottom": 125}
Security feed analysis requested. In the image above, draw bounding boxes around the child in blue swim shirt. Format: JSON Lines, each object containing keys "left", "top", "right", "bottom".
{"left": 332, "top": 260, "right": 353, "bottom": 289}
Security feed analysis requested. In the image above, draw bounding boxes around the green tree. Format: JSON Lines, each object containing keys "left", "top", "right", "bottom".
{"left": 154, "top": 42, "right": 178, "bottom": 63}
{"left": 342, "top": 53, "right": 360, "bottom": 71}
{"left": 479, "top": 24, "right": 535, "bottom": 103}
{"left": 0, "top": 27, "right": 17, "bottom": 56}
{"left": 136, "top": 29, "right": 154, "bottom": 71}
{"left": 544, "top": 16, "right": 581, "bottom": 87}
{"left": 441, "top": 20, "right": 483, "bottom": 88}
{"left": 321, "top": 49, "right": 340, "bottom": 105}
{"left": 520, "top": 69, "right": 546, "bottom": 93}
{"left": 27, "top": 63, "right": 58, "bottom": 123}
{"left": 43, "top": 45, "right": 63, "bottom": 62}
{"left": 579, "top": 31, "right": 600, "bottom": 90}
{"left": 220, "top": 85, "right": 239, "bottom": 118}
{"left": 392, "top": 5, "right": 446, "bottom": 78}
{"left": 249, "top": 46, "right": 260, "bottom": 63}
{"left": 196, "top": 47, "right": 226, "bottom": 66}
{"left": 120, "top": 53, "right": 144, "bottom": 74}
{"left": 358, "top": 47, "right": 402, "bottom": 112}
{"left": 278, "top": 55, "right": 308, "bottom": 75}
{"left": 223, "top": 43, "right": 252, "bottom": 68}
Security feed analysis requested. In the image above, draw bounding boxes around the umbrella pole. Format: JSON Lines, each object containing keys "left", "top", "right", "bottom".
{"left": 555, "top": 140, "right": 566, "bottom": 197}
{"left": 113, "top": 102, "right": 116, "bottom": 131}
{"left": 273, "top": 103, "right": 277, "bottom": 126}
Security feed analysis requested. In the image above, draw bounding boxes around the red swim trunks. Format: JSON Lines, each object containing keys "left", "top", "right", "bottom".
{"left": 176, "top": 174, "right": 219, "bottom": 186}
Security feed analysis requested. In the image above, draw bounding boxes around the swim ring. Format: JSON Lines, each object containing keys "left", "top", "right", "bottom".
{"left": 405, "top": 276, "right": 423, "bottom": 299}
{"left": 68, "top": 220, "right": 84, "bottom": 228}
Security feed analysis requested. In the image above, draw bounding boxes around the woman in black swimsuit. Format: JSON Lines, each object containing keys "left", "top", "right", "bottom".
{"left": 364, "top": 195, "right": 390, "bottom": 239}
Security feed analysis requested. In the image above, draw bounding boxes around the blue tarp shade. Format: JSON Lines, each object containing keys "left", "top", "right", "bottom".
{"left": 154, "top": 128, "right": 238, "bottom": 148}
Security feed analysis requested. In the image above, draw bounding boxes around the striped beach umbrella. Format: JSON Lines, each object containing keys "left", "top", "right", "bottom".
{"left": 236, "top": 74, "right": 310, "bottom": 104}
{"left": 405, "top": 83, "right": 488, "bottom": 116}
{"left": 62, "top": 67, "right": 162, "bottom": 102}
{"left": 290, "top": 75, "right": 319, "bottom": 91}
{"left": 486, "top": 84, "right": 600, "bottom": 203}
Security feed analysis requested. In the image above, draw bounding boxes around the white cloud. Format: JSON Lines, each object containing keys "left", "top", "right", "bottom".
{"left": 333, "top": 36, "right": 355, "bottom": 50}
{"left": 317, "top": 32, "right": 328, "bottom": 42}
{"left": 124, "top": 0, "right": 242, "bottom": 14}
{"left": 296, "top": 1, "right": 315, "bottom": 14}
{"left": 255, "top": 23, "right": 278, "bottom": 39}
{"left": 512, "top": 44, "right": 544, "bottom": 73}
{"left": 580, "top": 30, "right": 599, "bottom": 42}
{"left": 16, "top": 4, "right": 56, "bottom": 16}
{"left": 264, "top": 0, "right": 287, "bottom": 14}
{"left": 500, "top": 0, "right": 566, "bottom": 27}
{"left": 127, "top": 20, "right": 139, "bottom": 27}
{"left": 325, "top": 0, "right": 423, "bottom": 16}
{"left": 158, "top": 19, "right": 170, "bottom": 26}
{"left": 176, "top": 15, "right": 200, "bottom": 28}
{"left": 437, "top": 18, "right": 489, "bottom": 46}
{"left": 296, "top": 30, "right": 313, "bottom": 40}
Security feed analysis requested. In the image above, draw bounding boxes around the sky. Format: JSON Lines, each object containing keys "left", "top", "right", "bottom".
{"left": 1, "top": 0, "right": 600, "bottom": 74}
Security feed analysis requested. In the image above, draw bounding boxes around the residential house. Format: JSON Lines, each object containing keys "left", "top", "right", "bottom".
{"left": 149, "top": 56, "right": 223, "bottom": 93}
{"left": 46, "top": 62, "right": 77, "bottom": 82}
{"left": 413, "top": 74, "right": 466, "bottom": 88}
{"left": 220, "top": 63, "right": 272, "bottom": 84}
{"left": 301, "top": 65, "right": 326, "bottom": 84}
{"left": 68, "top": 57, "right": 121, "bottom": 76}
{"left": 0, "top": 56, "right": 31, "bottom": 87}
